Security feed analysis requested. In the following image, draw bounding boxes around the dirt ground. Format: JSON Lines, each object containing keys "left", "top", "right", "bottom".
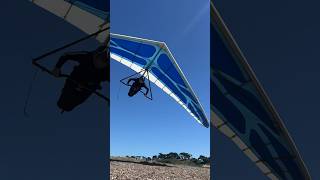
{"left": 110, "top": 160, "right": 210, "bottom": 180}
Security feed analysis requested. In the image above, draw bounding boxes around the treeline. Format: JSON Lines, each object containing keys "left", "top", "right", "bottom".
{"left": 126, "top": 152, "right": 210, "bottom": 166}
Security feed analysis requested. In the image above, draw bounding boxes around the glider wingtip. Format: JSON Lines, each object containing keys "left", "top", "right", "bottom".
{"left": 198, "top": 118, "right": 210, "bottom": 128}
{"left": 204, "top": 121, "right": 210, "bottom": 128}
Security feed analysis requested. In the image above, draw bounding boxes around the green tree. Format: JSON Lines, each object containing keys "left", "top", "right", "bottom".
{"left": 167, "top": 152, "right": 180, "bottom": 159}
{"left": 158, "top": 153, "right": 165, "bottom": 159}
{"left": 198, "top": 155, "right": 210, "bottom": 164}
{"left": 179, "top": 152, "right": 192, "bottom": 160}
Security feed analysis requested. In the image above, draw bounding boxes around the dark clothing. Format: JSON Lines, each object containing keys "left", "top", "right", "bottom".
{"left": 57, "top": 79, "right": 93, "bottom": 112}
{"left": 127, "top": 78, "right": 149, "bottom": 97}
{"left": 56, "top": 51, "right": 109, "bottom": 111}
{"left": 55, "top": 51, "right": 109, "bottom": 83}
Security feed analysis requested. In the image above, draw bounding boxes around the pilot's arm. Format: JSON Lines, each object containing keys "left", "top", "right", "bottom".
{"left": 127, "top": 78, "right": 136, "bottom": 85}
{"left": 52, "top": 51, "right": 89, "bottom": 77}
{"left": 55, "top": 51, "right": 89, "bottom": 68}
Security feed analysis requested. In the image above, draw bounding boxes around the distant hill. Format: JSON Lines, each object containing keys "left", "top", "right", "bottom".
{"left": 111, "top": 152, "right": 210, "bottom": 168}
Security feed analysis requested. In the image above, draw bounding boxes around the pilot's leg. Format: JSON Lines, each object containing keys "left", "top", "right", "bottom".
{"left": 128, "top": 85, "right": 140, "bottom": 97}
{"left": 57, "top": 79, "right": 92, "bottom": 112}
{"left": 128, "top": 86, "right": 135, "bottom": 97}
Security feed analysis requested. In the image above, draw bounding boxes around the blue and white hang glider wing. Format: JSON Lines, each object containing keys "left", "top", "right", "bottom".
{"left": 110, "top": 33, "right": 209, "bottom": 128}
{"left": 30, "top": 0, "right": 109, "bottom": 44}
{"left": 211, "top": 3, "right": 310, "bottom": 180}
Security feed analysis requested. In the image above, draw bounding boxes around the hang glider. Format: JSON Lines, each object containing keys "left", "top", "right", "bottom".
{"left": 110, "top": 33, "right": 209, "bottom": 128}
{"left": 211, "top": 3, "right": 310, "bottom": 180}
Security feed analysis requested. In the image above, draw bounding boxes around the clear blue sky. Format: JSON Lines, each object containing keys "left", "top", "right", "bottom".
{"left": 110, "top": 0, "right": 210, "bottom": 158}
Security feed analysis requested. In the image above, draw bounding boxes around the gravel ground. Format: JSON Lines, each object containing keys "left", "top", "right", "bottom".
{"left": 110, "top": 161, "right": 210, "bottom": 180}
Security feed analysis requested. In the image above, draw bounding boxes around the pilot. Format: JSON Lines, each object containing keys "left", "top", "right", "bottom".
{"left": 52, "top": 45, "right": 109, "bottom": 112}
{"left": 127, "top": 76, "right": 149, "bottom": 97}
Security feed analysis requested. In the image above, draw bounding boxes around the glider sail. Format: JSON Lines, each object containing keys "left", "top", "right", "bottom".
{"left": 30, "top": 0, "right": 109, "bottom": 44}
{"left": 211, "top": 3, "right": 310, "bottom": 180}
{"left": 110, "top": 34, "right": 209, "bottom": 128}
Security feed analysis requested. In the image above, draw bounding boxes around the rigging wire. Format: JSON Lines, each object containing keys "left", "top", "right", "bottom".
{"left": 23, "top": 68, "right": 39, "bottom": 117}
{"left": 116, "top": 81, "right": 122, "bottom": 100}
{"left": 146, "top": 70, "right": 153, "bottom": 100}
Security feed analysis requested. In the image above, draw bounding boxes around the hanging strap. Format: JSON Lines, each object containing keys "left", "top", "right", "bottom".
{"left": 146, "top": 70, "right": 153, "bottom": 100}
